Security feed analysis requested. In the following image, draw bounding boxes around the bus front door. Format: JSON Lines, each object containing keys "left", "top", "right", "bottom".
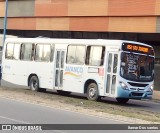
{"left": 106, "top": 52, "right": 118, "bottom": 96}
{"left": 54, "top": 50, "right": 65, "bottom": 89}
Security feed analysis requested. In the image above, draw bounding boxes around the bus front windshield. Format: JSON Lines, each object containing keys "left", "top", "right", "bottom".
{"left": 120, "top": 52, "right": 154, "bottom": 82}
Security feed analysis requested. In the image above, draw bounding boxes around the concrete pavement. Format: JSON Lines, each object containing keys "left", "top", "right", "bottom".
{"left": 153, "top": 90, "right": 160, "bottom": 101}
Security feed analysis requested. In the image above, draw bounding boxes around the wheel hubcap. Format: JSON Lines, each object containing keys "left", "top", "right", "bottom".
{"left": 32, "top": 80, "right": 37, "bottom": 89}
{"left": 89, "top": 88, "right": 96, "bottom": 98}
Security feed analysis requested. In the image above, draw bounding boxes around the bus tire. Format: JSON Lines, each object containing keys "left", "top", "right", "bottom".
{"left": 116, "top": 98, "right": 129, "bottom": 104}
{"left": 86, "top": 83, "right": 101, "bottom": 101}
{"left": 29, "top": 76, "right": 39, "bottom": 91}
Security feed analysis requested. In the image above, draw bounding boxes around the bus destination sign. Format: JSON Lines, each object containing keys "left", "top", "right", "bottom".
{"left": 122, "top": 43, "right": 154, "bottom": 55}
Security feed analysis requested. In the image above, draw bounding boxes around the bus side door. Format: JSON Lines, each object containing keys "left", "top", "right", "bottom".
{"left": 106, "top": 52, "right": 118, "bottom": 96}
{"left": 54, "top": 49, "right": 65, "bottom": 89}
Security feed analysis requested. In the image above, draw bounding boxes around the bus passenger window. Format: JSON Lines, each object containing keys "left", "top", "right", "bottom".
{"left": 35, "top": 44, "right": 43, "bottom": 61}
{"left": 86, "top": 46, "right": 105, "bottom": 66}
{"left": 20, "top": 43, "right": 34, "bottom": 61}
{"left": 67, "top": 45, "right": 76, "bottom": 64}
{"left": 13, "top": 44, "right": 20, "bottom": 60}
{"left": 43, "top": 45, "right": 51, "bottom": 62}
{"left": 5, "top": 43, "right": 14, "bottom": 59}
{"left": 35, "top": 44, "right": 51, "bottom": 62}
{"left": 66, "top": 45, "right": 85, "bottom": 65}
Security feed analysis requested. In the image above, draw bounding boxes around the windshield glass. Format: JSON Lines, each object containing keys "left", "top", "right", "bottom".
{"left": 120, "top": 52, "right": 154, "bottom": 82}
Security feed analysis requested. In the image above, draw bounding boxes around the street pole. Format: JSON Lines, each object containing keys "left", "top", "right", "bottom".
{"left": 3, "top": 0, "right": 8, "bottom": 48}
{"left": 1, "top": 0, "right": 8, "bottom": 86}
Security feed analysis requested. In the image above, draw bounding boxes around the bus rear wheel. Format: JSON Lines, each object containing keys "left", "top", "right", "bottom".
{"left": 29, "top": 76, "right": 39, "bottom": 91}
{"left": 116, "top": 98, "right": 129, "bottom": 104}
{"left": 86, "top": 83, "right": 101, "bottom": 101}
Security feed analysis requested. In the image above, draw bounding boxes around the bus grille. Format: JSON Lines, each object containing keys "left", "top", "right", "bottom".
{"left": 130, "top": 88, "right": 145, "bottom": 91}
{"left": 128, "top": 82, "right": 148, "bottom": 87}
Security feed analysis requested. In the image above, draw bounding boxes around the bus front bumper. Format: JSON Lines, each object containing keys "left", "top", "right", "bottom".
{"left": 117, "top": 87, "right": 153, "bottom": 100}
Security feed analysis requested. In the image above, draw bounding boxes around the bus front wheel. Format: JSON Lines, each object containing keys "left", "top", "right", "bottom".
{"left": 116, "top": 98, "right": 129, "bottom": 104}
{"left": 86, "top": 83, "right": 101, "bottom": 101}
{"left": 29, "top": 76, "right": 39, "bottom": 91}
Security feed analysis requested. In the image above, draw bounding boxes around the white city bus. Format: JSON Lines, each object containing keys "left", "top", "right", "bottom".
{"left": 2, "top": 38, "right": 155, "bottom": 103}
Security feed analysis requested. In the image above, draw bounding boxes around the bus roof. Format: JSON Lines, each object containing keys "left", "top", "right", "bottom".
{"left": 4, "top": 38, "right": 153, "bottom": 48}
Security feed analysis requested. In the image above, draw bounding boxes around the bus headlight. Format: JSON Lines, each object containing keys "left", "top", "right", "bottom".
{"left": 150, "top": 84, "right": 154, "bottom": 90}
{"left": 119, "top": 81, "right": 129, "bottom": 90}
{"left": 146, "top": 85, "right": 153, "bottom": 92}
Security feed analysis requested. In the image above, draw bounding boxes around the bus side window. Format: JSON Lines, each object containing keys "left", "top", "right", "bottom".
{"left": 67, "top": 45, "right": 76, "bottom": 64}
{"left": 35, "top": 44, "right": 51, "bottom": 62}
{"left": 13, "top": 43, "right": 20, "bottom": 60}
{"left": 20, "top": 43, "right": 34, "bottom": 61}
{"left": 35, "top": 44, "right": 43, "bottom": 61}
{"left": 66, "top": 45, "right": 85, "bottom": 65}
{"left": 43, "top": 45, "right": 51, "bottom": 62}
{"left": 85, "top": 46, "right": 105, "bottom": 66}
{"left": 5, "top": 43, "right": 14, "bottom": 59}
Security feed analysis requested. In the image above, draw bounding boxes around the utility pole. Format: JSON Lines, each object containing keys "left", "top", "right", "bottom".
{"left": 3, "top": 0, "right": 8, "bottom": 48}
{"left": 1, "top": 0, "right": 8, "bottom": 86}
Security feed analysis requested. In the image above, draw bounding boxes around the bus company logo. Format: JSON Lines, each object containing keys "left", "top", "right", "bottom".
{"left": 64, "top": 66, "right": 83, "bottom": 77}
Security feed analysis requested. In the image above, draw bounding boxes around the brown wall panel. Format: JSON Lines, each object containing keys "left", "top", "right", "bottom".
{"left": 70, "top": 17, "right": 108, "bottom": 32}
{"left": 35, "top": 0, "right": 68, "bottom": 16}
{"left": 109, "top": 17, "right": 156, "bottom": 33}
{"left": 157, "top": 17, "right": 160, "bottom": 33}
{"left": 108, "top": 0, "right": 156, "bottom": 16}
{"left": 8, "top": 0, "right": 35, "bottom": 17}
{"left": 68, "top": 0, "right": 108, "bottom": 16}
{"left": 0, "top": 18, "right": 4, "bottom": 29}
{"left": 155, "top": 0, "right": 160, "bottom": 15}
{"left": 0, "top": 2, "right": 5, "bottom": 17}
{"left": 8, "top": 18, "right": 36, "bottom": 30}
{"left": 36, "top": 18, "right": 69, "bottom": 30}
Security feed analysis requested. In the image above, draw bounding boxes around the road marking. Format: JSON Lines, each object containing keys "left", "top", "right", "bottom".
{"left": 0, "top": 115, "right": 30, "bottom": 124}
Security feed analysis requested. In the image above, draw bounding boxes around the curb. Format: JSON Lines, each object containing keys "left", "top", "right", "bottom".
{"left": 152, "top": 90, "right": 160, "bottom": 102}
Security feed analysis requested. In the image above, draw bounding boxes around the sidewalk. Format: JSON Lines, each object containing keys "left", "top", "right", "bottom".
{"left": 153, "top": 90, "right": 160, "bottom": 101}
